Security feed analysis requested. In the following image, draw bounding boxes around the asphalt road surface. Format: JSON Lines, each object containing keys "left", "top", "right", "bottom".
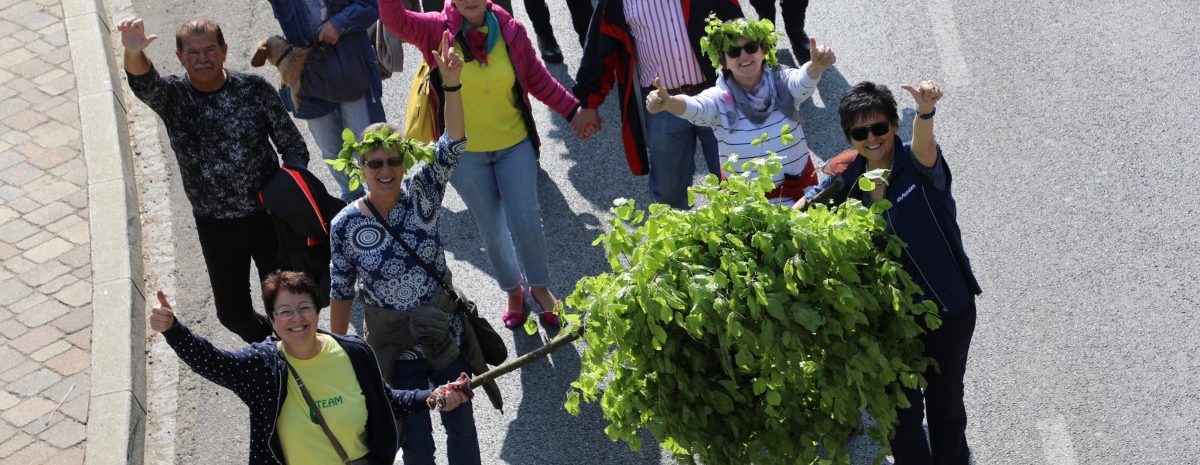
{"left": 116, "top": 0, "right": 1200, "bottom": 463}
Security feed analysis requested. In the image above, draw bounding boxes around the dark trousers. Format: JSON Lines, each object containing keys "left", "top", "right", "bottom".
{"left": 392, "top": 355, "right": 481, "bottom": 465}
{"left": 424, "top": 0, "right": 593, "bottom": 46}
{"left": 194, "top": 211, "right": 278, "bottom": 344}
{"left": 748, "top": 0, "right": 810, "bottom": 56}
{"left": 890, "top": 302, "right": 977, "bottom": 465}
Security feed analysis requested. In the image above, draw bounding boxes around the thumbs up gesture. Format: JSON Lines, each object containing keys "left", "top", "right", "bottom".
{"left": 150, "top": 290, "right": 177, "bottom": 333}
{"left": 900, "top": 80, "right": 943, "bottom": 114}
{"left": 644, "top": 76, "right": 673, "bottom": 114}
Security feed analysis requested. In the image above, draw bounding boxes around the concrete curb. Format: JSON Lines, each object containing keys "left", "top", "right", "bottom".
{"left": 62, "top": 0, "right": 148, "bottom": 463}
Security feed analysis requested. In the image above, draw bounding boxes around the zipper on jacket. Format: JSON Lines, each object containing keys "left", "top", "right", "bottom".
{"left": 887, "top": 204, "right": 950, "bottom": 313}
{"left": 267, "top": 349, "right": 286, "bottom": 464}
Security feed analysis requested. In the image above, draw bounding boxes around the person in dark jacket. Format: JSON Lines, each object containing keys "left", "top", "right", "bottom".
{"left": 150, "top": 271, "right": 471, "bottom": 465}
{"left": 571, "top": 0, "right": 743, "bottom": 209}
{"left": 264, "top": 0, "right": 386, "bottom": 202}
{"left": 801, "top": 81, "right": 981, "bottom": 465}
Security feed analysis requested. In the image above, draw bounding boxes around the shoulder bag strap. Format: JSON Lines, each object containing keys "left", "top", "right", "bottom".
{"left": 284, "top": 361, "right": 354, "bottom": 464}
{"left": 362, "top": 199, "right": 472, "bottom": 313}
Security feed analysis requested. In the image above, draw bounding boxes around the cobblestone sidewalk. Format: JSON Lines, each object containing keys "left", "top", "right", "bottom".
{"left": 0, "top": 0, "right": 95, "bottom": 463}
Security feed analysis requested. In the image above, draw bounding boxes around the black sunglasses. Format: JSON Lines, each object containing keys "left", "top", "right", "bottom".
{"left": 849, "top": 122, "right": 891, "bottom": 141}
{"left": 725, "top": 42, "right": 762, "bottom": 59}
{"left": 361, "top": 158, "right": 404, "bottom": 169}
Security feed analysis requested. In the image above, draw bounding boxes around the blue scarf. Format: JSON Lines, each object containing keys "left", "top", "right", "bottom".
{"left": 459, "top": 9, "right": 500, "bottom": 65}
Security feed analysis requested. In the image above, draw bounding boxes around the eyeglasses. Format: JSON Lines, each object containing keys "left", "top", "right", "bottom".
{"left": 274, "top": 305, "right": 317, "bottom": 320}
{"left": 849, "top": 122, "right": 891, "bottom": 141}
{"left": 362, "top": 158, "right": 404, "bottom": 170}
{"left": 725, "top": 42, "right": 762, "bottom": 59}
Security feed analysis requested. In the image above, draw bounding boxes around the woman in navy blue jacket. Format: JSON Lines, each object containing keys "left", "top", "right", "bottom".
{"left": 149, "top": 271, "right": 471, "bottom": 465}
{"left": 264, "top": 0, "right": 386, "bottom": 202}
{"left": 803, "top": 81, "right": 982, "bottom": 465}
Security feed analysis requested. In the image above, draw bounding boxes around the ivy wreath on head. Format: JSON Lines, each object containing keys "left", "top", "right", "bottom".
{"left": 697, "top": 14, "right": 781, "bottom": 71}
{"left": 325, "top": 126, "right": 435, "bottom": 191}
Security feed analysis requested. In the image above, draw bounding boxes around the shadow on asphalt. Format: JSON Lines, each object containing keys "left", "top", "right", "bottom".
{"left": 499, "top": 325, "right": 666, "bottom": 465}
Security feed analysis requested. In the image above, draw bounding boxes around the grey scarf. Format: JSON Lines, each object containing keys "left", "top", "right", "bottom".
{"left": 721, "top": 65, "right": 800, "bottom": 125}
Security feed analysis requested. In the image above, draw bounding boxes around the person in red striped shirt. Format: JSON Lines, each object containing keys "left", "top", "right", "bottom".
{"left": 572, "top": 0, "right": 743, "bottom": 209}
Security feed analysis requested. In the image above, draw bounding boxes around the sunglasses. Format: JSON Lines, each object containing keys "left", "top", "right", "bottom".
{"left": 725, "top": 42, "right": 762, "bottom": 59}
{"left": 849, "top": 122, "right": 891, "bottom": 141}
{"left": 361, "top": 158, "right": 404, "bottom": 170}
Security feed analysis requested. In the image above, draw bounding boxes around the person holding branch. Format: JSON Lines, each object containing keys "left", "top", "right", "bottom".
{"left": 802, "top": 80, "right": 982, "bottom": 464}
{"left": 150, "top": 270, "right": 471, "bottom": 465}
{"left": 327, "top": 32, "right": 488, "bottom": 465}
{"left": 645, "top": 16, "right": 836, "bottom": 205}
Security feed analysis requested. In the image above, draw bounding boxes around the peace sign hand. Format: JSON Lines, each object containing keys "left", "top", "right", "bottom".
{"left": 433, "top": 30, "right": 463, "bottom": 87}
{"left": 901, "top": 80, "right": 943, "bottom": 113}
{"left": 644, "top": 76, "right": 671, "bottom": 114}
{"left": 149, "top": 290, "right": 177, "bottom": 333}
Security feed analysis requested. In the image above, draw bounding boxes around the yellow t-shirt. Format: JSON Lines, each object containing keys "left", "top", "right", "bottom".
{"left": 277, "top": 335, "right": 370, "bottom": 465}
{"left": 457, "top": 28, "right": 528, "bottom": 152}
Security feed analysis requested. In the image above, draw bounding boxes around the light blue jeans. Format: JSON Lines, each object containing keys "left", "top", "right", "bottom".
{"left": 305, "top": 96, "right": 373, "bottom": 202}
{"left": 449, "top": 138, "right": 549, "bottom": 291}
{"left": 643, "top": 108, "right": 721, "bottom": 209}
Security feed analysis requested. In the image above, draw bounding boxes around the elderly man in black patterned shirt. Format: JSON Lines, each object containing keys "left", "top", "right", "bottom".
{"left": 119, "top": 16, "right": 310, "bottom": 343}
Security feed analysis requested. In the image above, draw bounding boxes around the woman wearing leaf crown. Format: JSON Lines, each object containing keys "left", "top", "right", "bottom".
{"left": 379, "top": 0, "right": 588, "bottom": 330}
{"left": 645, "top": 15, "right": 836, "bottom": 205}
{"left": 325, "top": 33, "right": 490, "bottom": 465}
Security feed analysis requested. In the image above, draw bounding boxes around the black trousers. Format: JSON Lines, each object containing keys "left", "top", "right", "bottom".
{"left": 424, "top": 0, "right": 594, "bottom": 46}
{"left": 194, "top": 211, "right": 278, "bottom": 344}
{"left": 748, "top": 0, "right": 809, "bottom": 56}
{"left": 890, "top": 301, "right": 977, "bottom": 465}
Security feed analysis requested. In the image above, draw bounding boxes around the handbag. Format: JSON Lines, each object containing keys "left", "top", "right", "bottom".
{"left": 403, "top": 62, "right": 441, "bottom": 143}
{"left": 284, "top": 361, "right": 369, "bottom": 465}
{"left": 362, "top": 199, "right": 508, "bottom": 366}
{"left": 367, "top": 19, "right": 405, "bottom": 79}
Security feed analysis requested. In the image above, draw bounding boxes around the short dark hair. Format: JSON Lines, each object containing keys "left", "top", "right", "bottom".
{"left": 838, "top": 81, "right": 900, "bottom": 142}
{"left": 175, "top": 18, "right": 226, "bottom": 51}
{"left": 261, "top": 271, "right": 320, "bottom": 319}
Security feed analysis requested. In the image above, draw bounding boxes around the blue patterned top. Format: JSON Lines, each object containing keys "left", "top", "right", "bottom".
{"left": 329, "top": 135, "right": 467, "bottom": 310}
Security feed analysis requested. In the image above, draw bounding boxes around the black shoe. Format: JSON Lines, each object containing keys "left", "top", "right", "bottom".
{"left": 791, "top": 32, "right": 811, "bottom": 63}
{"left": 539, "top": 37, "right": 563, "bottom": 64}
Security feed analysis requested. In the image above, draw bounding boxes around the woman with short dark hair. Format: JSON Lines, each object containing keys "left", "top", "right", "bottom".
{"left": 804, "top": 80, "right": 982, "bottom": 465}
{"left": 149, "top": 270, "right": 472, "bottom": 465}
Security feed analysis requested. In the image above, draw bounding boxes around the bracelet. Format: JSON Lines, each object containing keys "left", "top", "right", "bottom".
{"left": 918, "top": 107, "right": 936, "bottom": 120}
{"left": 442, "top": 83, "right": 462, "bottom": 92}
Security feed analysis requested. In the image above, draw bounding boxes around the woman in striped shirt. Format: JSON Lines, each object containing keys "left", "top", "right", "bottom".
{"left": 645, "top": 16, "right": 836, "bottom": 205}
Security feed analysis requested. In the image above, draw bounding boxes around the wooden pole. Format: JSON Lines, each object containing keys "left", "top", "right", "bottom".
{"left": 469, "top": 323, "right": 585, "bottom": 389}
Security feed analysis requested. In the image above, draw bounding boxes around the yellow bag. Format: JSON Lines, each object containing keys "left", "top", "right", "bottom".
{"left": 403, "top": 62, "right": 440, "bottom": 143}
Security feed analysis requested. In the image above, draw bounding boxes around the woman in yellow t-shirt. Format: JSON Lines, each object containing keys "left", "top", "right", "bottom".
{"left": 149, "top": 271, "right": 472, "bottom": 465}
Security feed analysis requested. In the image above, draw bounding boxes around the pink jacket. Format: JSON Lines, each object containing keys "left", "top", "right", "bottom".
{"left": 379, "top": 0, "right": 579, "bottom": 146}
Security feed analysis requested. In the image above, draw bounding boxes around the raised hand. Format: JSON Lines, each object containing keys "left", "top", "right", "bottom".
{"left": 432, "top": 30, "right": 463, "bottom": 87}
{"left": 149, "top": 290, "right": 176, "bottom": 333}
{"left": 644, "top": 76, "right": 671, "bottom": 114}
{"left": 901, "top": 80, "right": 943, "bottom": 113}
{"left": 808, "top": 37, "right": 836, "bottom": 71}
{"left": 117, "top": 16, "right": 158, "bottom": 52}
{"left": 316, "top": 22, "right": 340, "bottom": 45}
{"left": 570, "top": 107, "right": 601, "bottom": 139}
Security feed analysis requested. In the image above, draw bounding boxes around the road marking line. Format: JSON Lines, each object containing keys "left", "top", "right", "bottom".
{"left": 926, "top": 0, "right": 972, "bottom": 86}
{"left": 1036, "top": 414, "right": 1080, "bottom": 465}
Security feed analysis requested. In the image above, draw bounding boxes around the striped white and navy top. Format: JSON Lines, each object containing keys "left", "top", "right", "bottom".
{"left": 678, "top": 64, "right": 821, "bottom": 203}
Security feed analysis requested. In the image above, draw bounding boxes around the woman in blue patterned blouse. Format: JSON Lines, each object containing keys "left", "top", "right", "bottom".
{"left": 326, "top": 33, "right": 486, "bottom": 465}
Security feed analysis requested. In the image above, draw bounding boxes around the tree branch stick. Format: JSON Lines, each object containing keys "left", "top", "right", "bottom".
{"left": 469, "top": 324, "right": 585, "bottom": 389}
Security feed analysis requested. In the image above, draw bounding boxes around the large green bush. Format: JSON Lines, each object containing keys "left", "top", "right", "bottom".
{"left": 560, "top": 154, "right": 941, "bottom": 464}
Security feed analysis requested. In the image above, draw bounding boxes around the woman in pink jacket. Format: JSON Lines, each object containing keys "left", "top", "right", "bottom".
{"left": 380, "top": 0, "right": 580, "bottom": 333}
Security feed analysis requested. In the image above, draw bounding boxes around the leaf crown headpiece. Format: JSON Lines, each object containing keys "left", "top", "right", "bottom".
{"left": 697, "top": 14, "right": 781, "bottom": 71}
{"left": 325, "top": 125, "right": 435, "bottom": 191}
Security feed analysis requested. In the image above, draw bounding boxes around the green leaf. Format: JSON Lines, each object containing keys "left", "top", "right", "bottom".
{"left": 523, "top": 316, "right": 538, "bottom": 335}
{"left": 766, "top": 390, "right": 782, "bottom": 406}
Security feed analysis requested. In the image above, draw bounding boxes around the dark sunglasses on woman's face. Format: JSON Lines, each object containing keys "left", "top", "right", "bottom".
{"left": 725, "top": 42, "right": 762, "bottom": 59}
{"left": 362, "top": 158, "right": 404, "bottom": 170}
{"left": 849, "top": 122, "right": 891, "bottom": 141}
